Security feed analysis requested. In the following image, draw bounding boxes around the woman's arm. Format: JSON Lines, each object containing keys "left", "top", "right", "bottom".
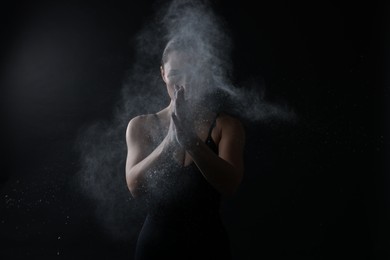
{"left": 186, "top": 116, "right": 245, "bottom": 197}
{"left": 125, "top": 116, "right": 177, "bottom": 198}
{"left": 171, "top": 86, "right": 245, "bottom": 197}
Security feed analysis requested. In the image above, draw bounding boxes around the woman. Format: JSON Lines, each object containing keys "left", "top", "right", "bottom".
{"left": 125, "top": 39, "right": 245, "bottom": 259}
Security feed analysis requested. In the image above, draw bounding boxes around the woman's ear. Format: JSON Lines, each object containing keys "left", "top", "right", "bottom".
{"left": 160, "top": 66, "right": 167, "bottom": 83}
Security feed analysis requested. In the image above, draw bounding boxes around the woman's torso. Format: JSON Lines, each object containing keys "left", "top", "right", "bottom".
{"left": 144, "top": 111, "right": 221, "bottom": 222}
{"left": 135, "top": 111, "right": 232, "bottom": 260}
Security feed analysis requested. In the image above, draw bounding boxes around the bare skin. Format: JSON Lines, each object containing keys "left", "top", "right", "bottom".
{"left": 125, "top": 51, "right": 245, "bottom": 198}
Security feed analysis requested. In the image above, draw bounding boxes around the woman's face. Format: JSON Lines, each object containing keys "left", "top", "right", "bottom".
{"left": 161, "top": 51, "right": 195, "bottom": 100}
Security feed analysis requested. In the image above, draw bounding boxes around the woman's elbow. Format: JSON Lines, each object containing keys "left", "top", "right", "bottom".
{"left": 221, "top": 173, "right": 243, "bottom": 198}
{"left": 219, "top": 185, "right": 239, "bottom": 198}
{"left": 126, "top": 171, "right": 143, "bottom": 198}
{"left": 220, "top": 187, "right": 236, "bottom": 198}
{"left": 127, "top": 181, "right": 139, "bottom": 198}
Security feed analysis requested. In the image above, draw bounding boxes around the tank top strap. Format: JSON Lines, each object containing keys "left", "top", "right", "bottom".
{"left": 206, "top": 113, "right": 219, "bottom": 139}
{"left": 205, "top": 113, "right": 219, "bottom": 155}
{"left": 154, "top": 113, "right": 161, "bottom": 128}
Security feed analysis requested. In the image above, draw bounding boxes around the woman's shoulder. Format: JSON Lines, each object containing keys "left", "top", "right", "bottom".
{"left": 217, "top": 112, "right": 244, "bottom": 128}
{"left": 216, "top": 112, "right": 245, "bottom": 139}
{"left": 128, "top": 113, "right": 153, "bottom": 124}
{"left": 126, "top": 113, "right": 158, "bottom": 135}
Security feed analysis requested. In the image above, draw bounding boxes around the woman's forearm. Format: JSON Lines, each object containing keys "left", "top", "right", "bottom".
{"left": 187, "top": 139, "right": 242, "bottom": 197}
{"left": 127, "top": 137, "right": 178, "bottom": 197}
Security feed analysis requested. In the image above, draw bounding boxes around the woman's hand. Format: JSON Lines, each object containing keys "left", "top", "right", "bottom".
{"left": 171, "top": 85, "right": 199, "bottom": 150}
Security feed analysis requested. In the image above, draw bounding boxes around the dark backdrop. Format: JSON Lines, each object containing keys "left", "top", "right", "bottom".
{"left": 1, "top": 0, "right": 388, "bottom": 259}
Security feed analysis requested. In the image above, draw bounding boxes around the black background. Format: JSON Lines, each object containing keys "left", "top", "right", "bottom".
{"left": 1, "top": 0, "right": 388, "bottom": 259}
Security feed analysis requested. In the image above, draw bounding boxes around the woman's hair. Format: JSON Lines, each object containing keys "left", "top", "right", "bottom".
{"left": 161, "top": 38, "right": 196, "bottom": 66}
